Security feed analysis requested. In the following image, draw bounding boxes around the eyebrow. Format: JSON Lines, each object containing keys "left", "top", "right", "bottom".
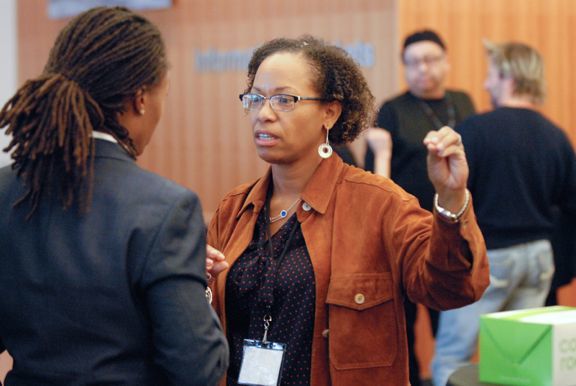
{"left": 252, "top": 86, "right": 295, "bottom": 94}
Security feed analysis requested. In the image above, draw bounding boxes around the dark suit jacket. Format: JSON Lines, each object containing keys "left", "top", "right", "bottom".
{"left": 0, "top": 140, "right": 228, "bottom": 386}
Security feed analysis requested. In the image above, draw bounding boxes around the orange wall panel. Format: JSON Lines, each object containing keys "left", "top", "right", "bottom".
{"left": 397, "top": 0, "right": 576, "bottom": 145}
{"left": 15, "top": 0, "right": 398, "bottom": 219}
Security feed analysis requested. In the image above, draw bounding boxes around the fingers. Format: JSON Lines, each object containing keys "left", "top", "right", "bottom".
{"left": 206, "top": 244, "right": 225, "bottom": 261}
{"left": 206, "top": 261, "right": 229, "bottom": 284}
{"left": 423, "top": 126, "right": 464, "bottom": 158}
{"left": 425, "top": 125, "right": 469, "bottom": 194}
{"left": 212, "top": 261, "right": 230, "bottom": 277}
{"left": 206, "top": 244, "right": 228, "bottom": 284}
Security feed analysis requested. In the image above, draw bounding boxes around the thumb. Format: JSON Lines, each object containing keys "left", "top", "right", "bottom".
{"left": 212, "top": 260, "right": 230, "bottom": 277}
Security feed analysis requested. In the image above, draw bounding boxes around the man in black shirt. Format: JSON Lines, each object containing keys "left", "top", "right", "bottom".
{"left": 365, "top": 30, "right": 476, "bottom": 386}
{"left": 431, "top": 41, "right": 576, "bottom": 386}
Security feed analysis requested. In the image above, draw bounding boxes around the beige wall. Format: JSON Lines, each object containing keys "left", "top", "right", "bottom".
{"left": 0, "top": 0, "right": 16, "bottom": 379}
{"left": 0, "top": 0, "right": 17, "bottom": 167}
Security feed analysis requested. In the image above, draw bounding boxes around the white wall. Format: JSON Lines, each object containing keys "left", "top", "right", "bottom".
{"left": 0, "top": 0, "right": 17, "bottom": 167}
{"left": 0, "top": 0, "right": 16, "bottom": 379}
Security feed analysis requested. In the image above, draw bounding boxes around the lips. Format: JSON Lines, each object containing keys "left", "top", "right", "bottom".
{"left": 255, "top": 131, "right": 278, "bottom": 140}
{"left": 254, "top": 130, "right": 280, "bottom": 146}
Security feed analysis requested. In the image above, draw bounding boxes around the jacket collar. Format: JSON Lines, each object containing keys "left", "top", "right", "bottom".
{"left": 237, "top": 155, "right": 345, "bottom": 219}
{"left": 93, "top": 139, "right": 135, "bottom": 163}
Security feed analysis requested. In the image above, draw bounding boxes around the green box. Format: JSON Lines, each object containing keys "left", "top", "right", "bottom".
{"left": 480, "top": 306, "right": 576, "bottom": 386}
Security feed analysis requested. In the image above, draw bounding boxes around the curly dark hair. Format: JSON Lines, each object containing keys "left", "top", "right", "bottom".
{"left": 0, "top": 7, "right": 167, "bottom": 218}
{"left": 245, "top": 35, "right": 374, "bottom": 145}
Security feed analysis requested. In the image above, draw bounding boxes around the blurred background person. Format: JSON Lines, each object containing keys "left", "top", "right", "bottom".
{"left": 365, "top": 29, "right": 476, "bottom": 386}
{"left": 365, "top": 127, "right": 392, "bottom": 177}
{"left": 546, "top": 209, "right": 576, "bottom": 306}
{"left": 432, "top": 40, "right": 576, "bottom": 386}
{"left": 206, "top": 35, "right": 489, "bottom": 386}
{"left": 333, "top": 144, "right": 358, "bottom": 166}
{"left": 0, "top": 7, "right": 228, "bottom": 385}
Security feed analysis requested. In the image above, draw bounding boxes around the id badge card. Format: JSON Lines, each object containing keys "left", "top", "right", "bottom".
{"left": 238, "top": 339, "right": 287, "bottom": 386}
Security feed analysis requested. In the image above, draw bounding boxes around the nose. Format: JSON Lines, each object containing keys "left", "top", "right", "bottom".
{"left": 255, "top": 98, "right": 276, "bottom": 121}
{"left": 416, "top": 61, "right": 431, "bottom": 72}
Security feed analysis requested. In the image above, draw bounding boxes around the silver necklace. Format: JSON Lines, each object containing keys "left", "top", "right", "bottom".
{"left": 269, "top": 198, "right": 301, "bottom": 223}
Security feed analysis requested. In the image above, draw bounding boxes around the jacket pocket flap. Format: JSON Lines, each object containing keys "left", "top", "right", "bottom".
{"left": 326, "top": 273, "right": 393, "bottom": 311}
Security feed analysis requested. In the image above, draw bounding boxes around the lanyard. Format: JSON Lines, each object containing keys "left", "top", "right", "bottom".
{"left": 418, "top": 93, "right": 456, "bottom": 129}
{"left": 259, "top": 186, "right": 300, "bottom": 342}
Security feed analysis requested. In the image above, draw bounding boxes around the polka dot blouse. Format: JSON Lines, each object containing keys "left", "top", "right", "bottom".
{"left": 226, "top": 210, "right": 316, "bottom": 386}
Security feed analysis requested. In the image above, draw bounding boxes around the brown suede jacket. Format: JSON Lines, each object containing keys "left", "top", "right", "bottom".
{"left": 208, "top": 155, "right": 489, "bottom": 386}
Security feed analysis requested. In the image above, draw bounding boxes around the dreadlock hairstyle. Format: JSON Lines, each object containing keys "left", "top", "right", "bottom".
{"left": 0, "top": 6, "right": 167, "bottom": 218}
{"left": 245, "top": 35, "right": 374, "bottom": 145}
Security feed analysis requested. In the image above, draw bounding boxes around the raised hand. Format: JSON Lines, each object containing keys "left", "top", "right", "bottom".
{"left": 423, "top": 126, "right": 469, "bottom": 212}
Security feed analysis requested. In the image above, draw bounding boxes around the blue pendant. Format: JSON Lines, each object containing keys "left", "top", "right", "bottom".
{"left": 280, "top": 210, "right": 287, "bottom": 218}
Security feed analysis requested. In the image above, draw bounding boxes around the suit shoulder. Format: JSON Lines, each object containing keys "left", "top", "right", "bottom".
{"left": 115, "top": 165, "right": 199, "bottom": 205}
{"left": 0, "top": 166, "right": 15, "bottom": 195}
{"left": 0, "top": 165, "right": 13, "bottom": 180}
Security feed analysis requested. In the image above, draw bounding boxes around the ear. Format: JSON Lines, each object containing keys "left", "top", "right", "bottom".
{"left": 502, "top": 76, "right": 517, "bottom": 98}
{"left": 323, "top": 100, "right": 342, "bottom": 129}
{"left": 131, "top": 87, "right": 147, "bottom": 115}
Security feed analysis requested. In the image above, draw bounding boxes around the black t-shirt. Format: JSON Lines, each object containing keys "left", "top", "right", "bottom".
{"left": 365, "top": 90, "right": 475, "bottom": 210}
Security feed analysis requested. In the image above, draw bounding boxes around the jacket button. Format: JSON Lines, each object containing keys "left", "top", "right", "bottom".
{"left": 302, "top": 202, "right": 312, "bottom": 211}
{"left": 322, "top": 329, "right": 329, "bottom": 338}
{"left": 354, "top": 293, "right": 365, "bottom": 304}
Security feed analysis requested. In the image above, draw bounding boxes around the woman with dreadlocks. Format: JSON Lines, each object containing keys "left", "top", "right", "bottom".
{"left": 0, "top": 7, "right": 228, "bottom": 385}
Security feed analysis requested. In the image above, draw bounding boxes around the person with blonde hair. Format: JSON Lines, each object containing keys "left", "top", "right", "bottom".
{"left": 432, "top": 41, "right": 576, "bottom": 386}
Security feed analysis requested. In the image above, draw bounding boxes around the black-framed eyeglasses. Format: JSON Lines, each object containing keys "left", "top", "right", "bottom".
{"left": 239, "top": 93, "right": 326, "bottom": 112}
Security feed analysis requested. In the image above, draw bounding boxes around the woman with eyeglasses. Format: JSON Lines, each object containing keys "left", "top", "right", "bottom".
{"left": 206, "top": 35, "right": 489, "bottom": 386}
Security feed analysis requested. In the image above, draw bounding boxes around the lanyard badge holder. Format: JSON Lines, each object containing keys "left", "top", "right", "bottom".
{"left": 238, "top": 314, "right": 287, "bottom": 386}
{"left": 238, "top": 191, "right": 298, "bottom": 386}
